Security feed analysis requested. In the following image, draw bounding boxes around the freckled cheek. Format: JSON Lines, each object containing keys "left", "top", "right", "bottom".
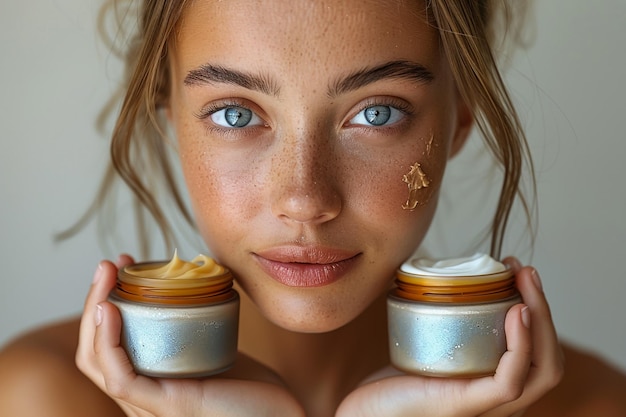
{"left": 179, "top": 149, "right": 215, "bottom": 225}
{"left": 177, "top": 138, "right": 255, "bottom": 252}
{"left": 362, "top": 150, "right": 447, "bottom": 216}
{"left": 185, "top": 168, "right": 247, "bottom": 258}
{"left": 363, "top": 167, "right": 407, "bottom": 210}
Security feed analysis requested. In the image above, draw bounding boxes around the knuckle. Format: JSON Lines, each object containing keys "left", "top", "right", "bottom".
{"left": 105, "top": 378, "right": 131, "bottom": 401}
{"left": 536, "top": 349, "right": 565, "bottom": 392}
{"left": 544, "top": 360, "right": 565, "bottom": 391}
{"left": 74, "top": 348, "right": 89, "bottom": 373}
{"left": 498, "top": 379, "right": 526, "bottom": 403}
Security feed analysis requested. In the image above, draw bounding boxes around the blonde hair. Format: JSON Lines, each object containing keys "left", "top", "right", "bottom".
{"left": 62, "top": 0, "right": 534, "bottom": 260}
{"left": 429, "top": 0, "right": 535, "bottom": 257}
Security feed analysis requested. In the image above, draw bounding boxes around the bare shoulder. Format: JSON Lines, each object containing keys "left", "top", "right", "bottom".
{"left": 0, "top": 318, "right": 124, "bottom": 417}
{"left": 528, "top": 343, "right": 626, "bottom": 416}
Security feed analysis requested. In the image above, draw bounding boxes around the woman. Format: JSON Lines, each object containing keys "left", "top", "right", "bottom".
{"left": 1, "top": 1, "right": 624, "bottom": 416}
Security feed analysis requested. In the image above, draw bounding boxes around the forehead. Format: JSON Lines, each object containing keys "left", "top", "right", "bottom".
{"left": 172, "top": 0, "right": 439, "bottom": 75}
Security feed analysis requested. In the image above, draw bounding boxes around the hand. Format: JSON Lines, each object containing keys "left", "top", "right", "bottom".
{"left": 336, "top": 260, "right": 564, "bottom": 417}
{"left": 76, "top": 256, "right": 305, "bottom": 417}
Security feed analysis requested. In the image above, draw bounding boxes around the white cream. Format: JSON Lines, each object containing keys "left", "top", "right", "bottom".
{"left": 400, "top": 253, "right": 506, "bottom": 277}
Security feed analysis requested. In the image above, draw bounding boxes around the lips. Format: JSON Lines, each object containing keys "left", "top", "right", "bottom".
{"left": 253, "top": 246, "right": 361, "bottom": 287}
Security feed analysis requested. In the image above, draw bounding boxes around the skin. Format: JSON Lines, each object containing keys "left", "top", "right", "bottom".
{"left": 1, "top": 1, "right": 625, "bottom": 416}
{"left": 169, "top": 0, "right": 469, "bottom": 334}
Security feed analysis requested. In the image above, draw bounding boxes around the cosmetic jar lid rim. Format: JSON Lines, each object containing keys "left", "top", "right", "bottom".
{"left": 396, "top": 267, "right": 513, "bottom": 286}
{"left": 388, "top": 289, "right": 520, "bottom": 305}
{"left": 115, "top": 260, "right": 235, "bottom": 304}
{"left": 110, "top": 288, "right": 239, "bottom": 306}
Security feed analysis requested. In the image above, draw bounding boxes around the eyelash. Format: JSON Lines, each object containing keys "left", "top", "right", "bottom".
{"left": 194, "top": 100, "right": 266, "bottom": 136}
{"left": 195, "top": 99, "right": 237, "bottom": 118}
{"left": 347, "top": 98, "right": 414, "bottom": 130}
{"left": 194, "top": 97, "right": 415, "bottom": 135}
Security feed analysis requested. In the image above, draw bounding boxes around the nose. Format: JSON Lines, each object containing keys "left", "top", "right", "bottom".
{"left": 270, "top": 129, "right": 342, "bottom": 225}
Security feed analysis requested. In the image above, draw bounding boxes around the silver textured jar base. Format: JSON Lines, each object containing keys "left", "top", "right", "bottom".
{"left": 387, "top": 293, "right": 521, "bottom": 377}
{"left": 109, "top": 292, "right": 239, "bottom": 378}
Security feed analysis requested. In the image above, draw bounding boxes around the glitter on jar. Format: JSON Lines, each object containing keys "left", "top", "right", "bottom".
{"left": 387, "top": 254, "right": 521, "bottom": 377}
{"left": 109, "top": 252, "right": 239, "bottom": 378}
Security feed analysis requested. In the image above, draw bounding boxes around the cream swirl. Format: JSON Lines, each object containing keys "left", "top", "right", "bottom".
{"left": 128, "top": 250, "right": 227, "bottom": 279}
{"left": 400, "top": 253, "right": 506, "bottom": 277}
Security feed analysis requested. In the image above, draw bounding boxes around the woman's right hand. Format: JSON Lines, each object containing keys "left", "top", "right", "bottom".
{"left": 75, "top": 257, "right": 305, "bottom": 417}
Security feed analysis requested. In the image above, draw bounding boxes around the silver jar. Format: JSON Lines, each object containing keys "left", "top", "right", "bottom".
{"left": 109, "top": 259, "right": 239, "bottom": 378}
{"left": 387, "top": 256, "right": 520, "bottom": 377}
{"left": 388, "top": 292, "right": 520, "bottom": 377}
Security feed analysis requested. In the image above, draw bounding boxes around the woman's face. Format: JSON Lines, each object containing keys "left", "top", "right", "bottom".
{"left": 168, "top": 0, "right": 471, "bottom": 332}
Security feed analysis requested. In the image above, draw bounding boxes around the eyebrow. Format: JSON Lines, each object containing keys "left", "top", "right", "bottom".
{"left": 329, "top": 60, "right": 435, "bottom": 97}
{"left": 184, "top": 64, "right": 281, "bottom": 96}
{"left": 183, "top": 59, "right": 434, "bottom": 98}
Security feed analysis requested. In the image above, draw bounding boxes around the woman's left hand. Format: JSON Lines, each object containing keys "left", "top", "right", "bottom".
{"left": 336, "top": 261, "right": 564, "bottom": 417}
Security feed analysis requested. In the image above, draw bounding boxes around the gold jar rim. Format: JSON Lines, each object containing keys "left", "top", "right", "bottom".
{"left": 115, "top": 261, "right": 235, "bottom": 305}
{"left": 394, "top": 268, "right": 518, "bottom": 303}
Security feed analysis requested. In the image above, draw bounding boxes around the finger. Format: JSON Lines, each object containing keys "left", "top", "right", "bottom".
{"left": 501, "top": 260, "right": 561, "bottom": 371}
{"left": 115, "top": 254, "right": 134, "bottom": 269}
{"left": 492, "top": 304, "right": 533, "bottom": 393}
{"left": 78, "top": 255, "right": 134, "bottom": 368}
{"left": 514, "top": 267, "right": 564, "bottom": 390}
{"left": 76, "top": 261, "right": 119, "bottom": 384}
{"left": 78, "top": 261, "right": 118, "bottom": 340}
{"left": 480, "top": 267, "right": 564, "bottom": 416}
{"left": 464, "top": 303, "right": 532, "bottom": 414}
{"left": 93, "top": 301, "right": 162, "bottom": 411}
{"left": 502, "top": 256, "right": 523, "bottom": 274}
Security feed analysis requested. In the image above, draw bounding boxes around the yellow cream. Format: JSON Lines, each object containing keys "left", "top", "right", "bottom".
{"left": 127, "top": 251, "right": 227, "bottom": 279}
{"left": 402, "top": 162, "right": 430, "bottom": 210}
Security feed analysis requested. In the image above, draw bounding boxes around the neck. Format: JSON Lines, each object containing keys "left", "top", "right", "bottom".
{"left": 237, "top": 288, "right": 390, "bottom": 416}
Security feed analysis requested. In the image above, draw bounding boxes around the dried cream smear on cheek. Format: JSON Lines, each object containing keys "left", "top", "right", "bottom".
{"left": 402, "top": 162, "right": 430, "bottom": 210}
{"left": 402, "top": 133, "right": 439, "bottom": 210}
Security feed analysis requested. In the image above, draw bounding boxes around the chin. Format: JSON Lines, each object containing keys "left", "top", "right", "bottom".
{"left": 272, "top": 315, "right": 351, "bottom": 334}
{"left": 257, "top": 289, "right": 365, "bottom": 334}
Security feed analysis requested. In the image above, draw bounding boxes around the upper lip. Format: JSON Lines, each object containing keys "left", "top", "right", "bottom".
{"left": 253, "top": 245, "right": 360, "bottom": 264}
{"left": 252, "top": 244, "right": 362, "bottom": 287}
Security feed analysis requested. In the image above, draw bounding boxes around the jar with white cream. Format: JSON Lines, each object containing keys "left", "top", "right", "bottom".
{"left": 387, "top": 253, "right": 521, "bottom": 377}
{"left": 108, "top": 252, "right": 239, "bottom": 378}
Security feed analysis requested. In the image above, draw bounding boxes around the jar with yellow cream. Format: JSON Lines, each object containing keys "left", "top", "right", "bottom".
{"left": 108, "top": 252, "right": 239, "bottom": 378}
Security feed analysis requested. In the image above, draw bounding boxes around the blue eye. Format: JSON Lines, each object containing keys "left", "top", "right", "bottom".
{"left": 364, "top": 106, "right": 391, "bottom": 125}
{"left": 350, "top": 105, "right": 404, "bottom": 127}
{"left": 210, "top": 106, "right": 262, "bottom": 128}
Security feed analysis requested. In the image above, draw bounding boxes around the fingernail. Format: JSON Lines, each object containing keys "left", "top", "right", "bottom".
{"left": 95, "top": 304, "right": 103, "bottom": 326}
{"left": 531, "top": 268, "right": 543, "bottom": 292}
{"left": 521, "top": 306, "right": 531, "bottom": 328}
{"left": 93, "top": 262, "right": 104, "bottom": 284}
{"left": 504, "top": 257, "right": 522, "bottom": 272}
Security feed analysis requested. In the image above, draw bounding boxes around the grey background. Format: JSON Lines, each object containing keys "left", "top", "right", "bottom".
{"left": 1, "top": 0, "right": 625, "bottom": 371}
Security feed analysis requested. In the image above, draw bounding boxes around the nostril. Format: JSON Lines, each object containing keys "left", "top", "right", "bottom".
{"left": 273, "top": 191, "right": 341, "bottom": 225}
